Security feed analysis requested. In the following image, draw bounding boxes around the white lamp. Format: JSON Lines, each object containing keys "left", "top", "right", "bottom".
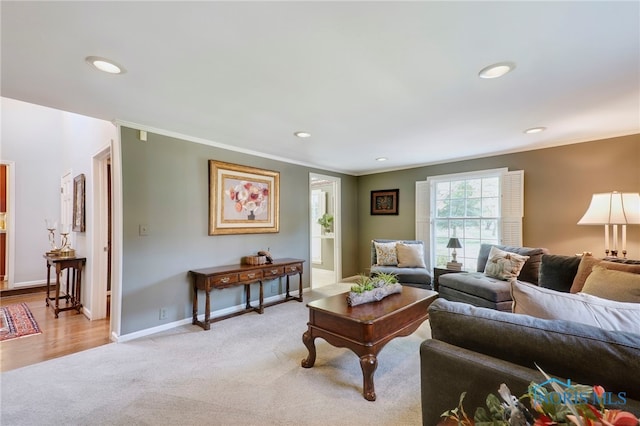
{"left": 578, "top": 192, "right": 640, "bottom": 258}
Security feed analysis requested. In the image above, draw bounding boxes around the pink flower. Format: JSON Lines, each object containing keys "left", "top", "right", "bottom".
{"left": 594, "top": 386, "right": 606, "bottom": 398}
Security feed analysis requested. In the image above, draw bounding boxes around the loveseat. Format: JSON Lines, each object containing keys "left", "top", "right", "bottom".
{"left": 369, "top": 239, "right": 432, "bottom": 289}
{"left": 437, "top": 244, "right": 550, "bottom": 311}
{"left": 420, "top": 254, "right": 640, "bottom": 425}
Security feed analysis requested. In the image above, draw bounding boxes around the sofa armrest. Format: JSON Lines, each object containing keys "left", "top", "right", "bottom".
{"left": 420, "top": 339, "right": 544, "bottom": 426}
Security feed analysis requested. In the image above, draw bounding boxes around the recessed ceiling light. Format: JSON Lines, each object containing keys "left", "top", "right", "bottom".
{"left": 294, "top": 131, "right": 311, "bottom": 138}
{"left": 376, "top": 157, "right": 387, "bottom": 162}
{"left": 524, "top": 127, "right": 546, "bottom": 134}
{"left": 478, "top": 62, "right": 516, "bottom": 79}
{"left": 86, "top": 56, "right": 125, "bottom": 74}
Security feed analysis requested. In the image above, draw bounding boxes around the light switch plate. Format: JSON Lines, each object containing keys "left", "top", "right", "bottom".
{"left": 139, "top": 224, "right": 149, "bottom": 236}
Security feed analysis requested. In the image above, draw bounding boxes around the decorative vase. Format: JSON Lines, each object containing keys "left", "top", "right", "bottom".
{"left": 247, "top": 210, "right": 255, "bottom": 220}
{"left": 346, "top": 283, "right": 402, "bottom": 307}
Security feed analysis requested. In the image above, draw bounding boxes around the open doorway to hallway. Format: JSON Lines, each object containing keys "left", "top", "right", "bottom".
{"left": 309, "top": 173, "right": 341, "bottom": 288}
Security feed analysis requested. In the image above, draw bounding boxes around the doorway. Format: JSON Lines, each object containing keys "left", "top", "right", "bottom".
{"left": 309, "top": 173, "right": 341, "bottom": 288}
{"left": 90, "top": 146, "right": 112, "bottom": 321}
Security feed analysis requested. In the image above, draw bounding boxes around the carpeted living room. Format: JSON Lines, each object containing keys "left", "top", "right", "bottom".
{"left": 2, "top": 2, "right": 640, "bottom": 426}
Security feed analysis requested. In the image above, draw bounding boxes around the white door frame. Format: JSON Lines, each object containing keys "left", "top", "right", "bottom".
{"left": 309, "top": 173, "right": 342, "bottom": 286}
{"left": 90, "top": 145, "right": 111, "bottom": 320}
{"left": 1, "top": 161, "right": 15, "bottom": 288}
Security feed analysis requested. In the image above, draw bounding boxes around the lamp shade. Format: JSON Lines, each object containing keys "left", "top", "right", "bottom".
{"left": 446, "top": 238, "right": 462, "bottom": 249}
{"left": 578, "top": 192, "right": 640, "bottom": 225}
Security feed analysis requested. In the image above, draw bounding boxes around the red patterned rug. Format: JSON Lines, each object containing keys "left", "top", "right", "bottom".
{"left": 0, "top": 303, "right": 42, "bottom": 342}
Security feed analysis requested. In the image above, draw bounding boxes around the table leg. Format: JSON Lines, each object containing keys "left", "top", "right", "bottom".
{"left": 203, "top": 290, "right": 211, "bottom": 330}
{"left": 298, "top": 271, "right": 303, "bottom": 302}
{"left": 245, "top": 284, "right": 252, "bottom": 310}
{"left": 258, "top": 281, "right": 264, "bottom": 314}
{"left": 360, "top": 354, "right": 378, "bottom": 401}
{"left": 192, "top": 281, "right": 198, "bottom": 325}
{"left": 75, "top": 266, "right": 83, "bottom": 312}
{"left": 45, "top": 262, "right": 51, "bottom": 306}
{"left": 301, "top": 328, "right": 317, "bottom": 368}
{"left": 285, "top": 275, "right": 291, "bottom": 299}
{"left": 54, "top": 267, "right": 62, "bottom": 318}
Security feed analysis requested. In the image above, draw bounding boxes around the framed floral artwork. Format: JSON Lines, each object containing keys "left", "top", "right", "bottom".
{"left": 209, "top": 160, "right": 280, "bottom": 235}
{"left": 371, "top": 189, "right": 399, "bottom": 215}
{"left": 73, "top": 174, "right": 86, "bottom": 232}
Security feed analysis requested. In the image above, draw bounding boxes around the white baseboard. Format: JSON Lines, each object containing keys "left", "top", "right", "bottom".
{"left": 114, "top": 289, "right": 309, "bottom": 343}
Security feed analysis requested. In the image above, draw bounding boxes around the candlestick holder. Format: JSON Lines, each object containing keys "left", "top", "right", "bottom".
{"left": 45, "top": 219, "right": 61, "bottom": 255}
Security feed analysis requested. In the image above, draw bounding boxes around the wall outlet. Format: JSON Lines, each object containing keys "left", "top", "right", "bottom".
{"left": 159, "top": 307, "right": 167, "bottom": 320}
{"left": 139, "top": 224, "right": 149, "bottom": 236}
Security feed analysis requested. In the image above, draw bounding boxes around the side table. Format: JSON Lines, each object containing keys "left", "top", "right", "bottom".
{"left": 44, "top": 255, "right": 86, "bottom": 318}
{"left": 433, "top": 267, "right": 466, "bottom": 292}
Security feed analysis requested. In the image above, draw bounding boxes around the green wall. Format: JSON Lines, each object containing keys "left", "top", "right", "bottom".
{"left": 356, "top": 133, "right": 640, "bottom": 274}
{"left": 120, "top": 126, "right": 638, "bottom": 336}
{"left": 120, "top": 127, "right": 358, "bottom": 334}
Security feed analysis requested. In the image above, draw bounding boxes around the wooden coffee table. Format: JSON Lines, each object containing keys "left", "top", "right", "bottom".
{"left": 301, "top": 286, "right": 438, "bottom": 401}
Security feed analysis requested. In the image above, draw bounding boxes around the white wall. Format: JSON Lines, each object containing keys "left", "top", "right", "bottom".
{"left": 0, "top": 97, "right": 116, "bottom": 314}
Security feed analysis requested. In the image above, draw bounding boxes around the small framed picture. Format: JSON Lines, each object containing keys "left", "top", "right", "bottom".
{"left": 72, "top": 174, "right": 86, "bottom": 232}
{"left": 371, "top": 189, "right": 399, "bottom": 215}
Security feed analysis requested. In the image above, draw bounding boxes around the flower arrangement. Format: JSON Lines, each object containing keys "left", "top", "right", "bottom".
{"left": 225, "top": 181, "right": 269, "bottom": 218}
{"left": 441, "top": 368, "right": 639, "bottom": 426}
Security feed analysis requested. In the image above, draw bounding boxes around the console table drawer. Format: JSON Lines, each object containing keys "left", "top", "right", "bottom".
{"left": 263, "top": 266, "right": 284, "bottom": 278}
{"left": 211, "top": 273, "right": 239, "bottom": 287}
{"left": 285, "top": 263, "right": 303, "bottom": 275}
{"left": 239, "top": 270, "right": 263, "bottom": 282}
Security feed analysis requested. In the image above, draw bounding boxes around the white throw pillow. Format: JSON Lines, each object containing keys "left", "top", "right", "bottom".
{"left": 396, "top": 243, "right": 426, "bottom": 268}
{"left": 484, "top": 246, "right": 529, "bottom": 282}
{"left": 374, "top": 242, "right": 398, "bottom": 266}
{"left": 511, "top": 281, "right": 640, "bottom": 334}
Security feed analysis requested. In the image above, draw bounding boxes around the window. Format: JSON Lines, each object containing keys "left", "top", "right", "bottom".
{"left": 415, "top": 168, "right": 523, "bottom": 271}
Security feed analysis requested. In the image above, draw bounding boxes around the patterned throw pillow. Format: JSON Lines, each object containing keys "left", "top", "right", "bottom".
{"left": 484, "top": 246, "right": 529, "bottom": 282}
{"left": 374, "top": 242, "right": 398, "bottom": 266}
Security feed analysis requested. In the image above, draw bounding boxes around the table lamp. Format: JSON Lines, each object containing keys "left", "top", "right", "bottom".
{"left": 446, "top": 237, "right": 462, "bottom": 270}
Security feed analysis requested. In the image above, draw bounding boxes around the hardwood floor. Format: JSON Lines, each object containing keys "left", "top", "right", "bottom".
{"left": 0, "top": 291, "right": 111, "bottom": 372}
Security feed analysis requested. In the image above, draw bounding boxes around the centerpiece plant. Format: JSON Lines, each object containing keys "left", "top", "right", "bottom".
{"left": 346, "top": 272, "right": 402, "bottom": 306}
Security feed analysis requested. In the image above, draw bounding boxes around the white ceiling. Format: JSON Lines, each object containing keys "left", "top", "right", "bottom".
{"left": 2, "top": 1, "right": 639, "bottom": 175}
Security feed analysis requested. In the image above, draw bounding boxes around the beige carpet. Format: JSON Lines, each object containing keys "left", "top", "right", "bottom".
{"left": 0, "top": 283, "right": 431, "bottom": 425}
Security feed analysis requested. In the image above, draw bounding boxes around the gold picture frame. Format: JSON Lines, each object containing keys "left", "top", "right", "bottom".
{"left": 209, "top": 160, "right": 280, "bottom": 235}
{"left": 73, "top": 174, "right": 86, "bottom": 232}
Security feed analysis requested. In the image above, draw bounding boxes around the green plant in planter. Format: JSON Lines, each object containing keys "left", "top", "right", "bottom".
{"left": 350, "top": 272, "right": 398, "bottom": 293}
{"left": 317, "top": 213, "right": 333, "bottom": 233}
{"left": 371, "top": 272, "right": 399, "bottom": 287}
{"left": 350, "top": 274, "right": 375, "bottom": 293}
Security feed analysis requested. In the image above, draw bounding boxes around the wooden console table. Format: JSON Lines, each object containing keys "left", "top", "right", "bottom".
{"left": 189, "top": 258, "right": 304, "bottom": 330}
{"left": 44, "top": 255, "right": 86, "bottom": 318}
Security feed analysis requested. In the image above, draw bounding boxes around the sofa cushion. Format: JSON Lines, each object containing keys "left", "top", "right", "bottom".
{"left": 396, "top": 242, "right": 426, "bottom": 268}
{"left": 538, "top": 254, "right": 581, "bottom": 292}
{"left": 511, "top": 281, "right": 640, "bottom": 334}
{"left": 428, "top": 298, "right": 640, "bottom": 401}
{"left": 571, "top": 254, "right": 640, "bottom": 293}
{"left": 439, "top": 272, "right": 513, "bottom": 303}
{"left": 370, "top": 265, "right": 431, "bottom": 286}
{"left": 476, "top": 244, "right": 549, "bottom": 285}
{"left": 581, "top": 265, "right": 640, "bottom": 303}
{"left": 484, "top": 246, "right": 529, "bottom": 282}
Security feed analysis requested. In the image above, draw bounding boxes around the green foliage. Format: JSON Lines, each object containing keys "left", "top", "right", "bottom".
{"left": 350, "top": 273, "right": 397, "bottom": 293}
{"left": 317, "top": 213, "right": 333, "bottom": 231}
